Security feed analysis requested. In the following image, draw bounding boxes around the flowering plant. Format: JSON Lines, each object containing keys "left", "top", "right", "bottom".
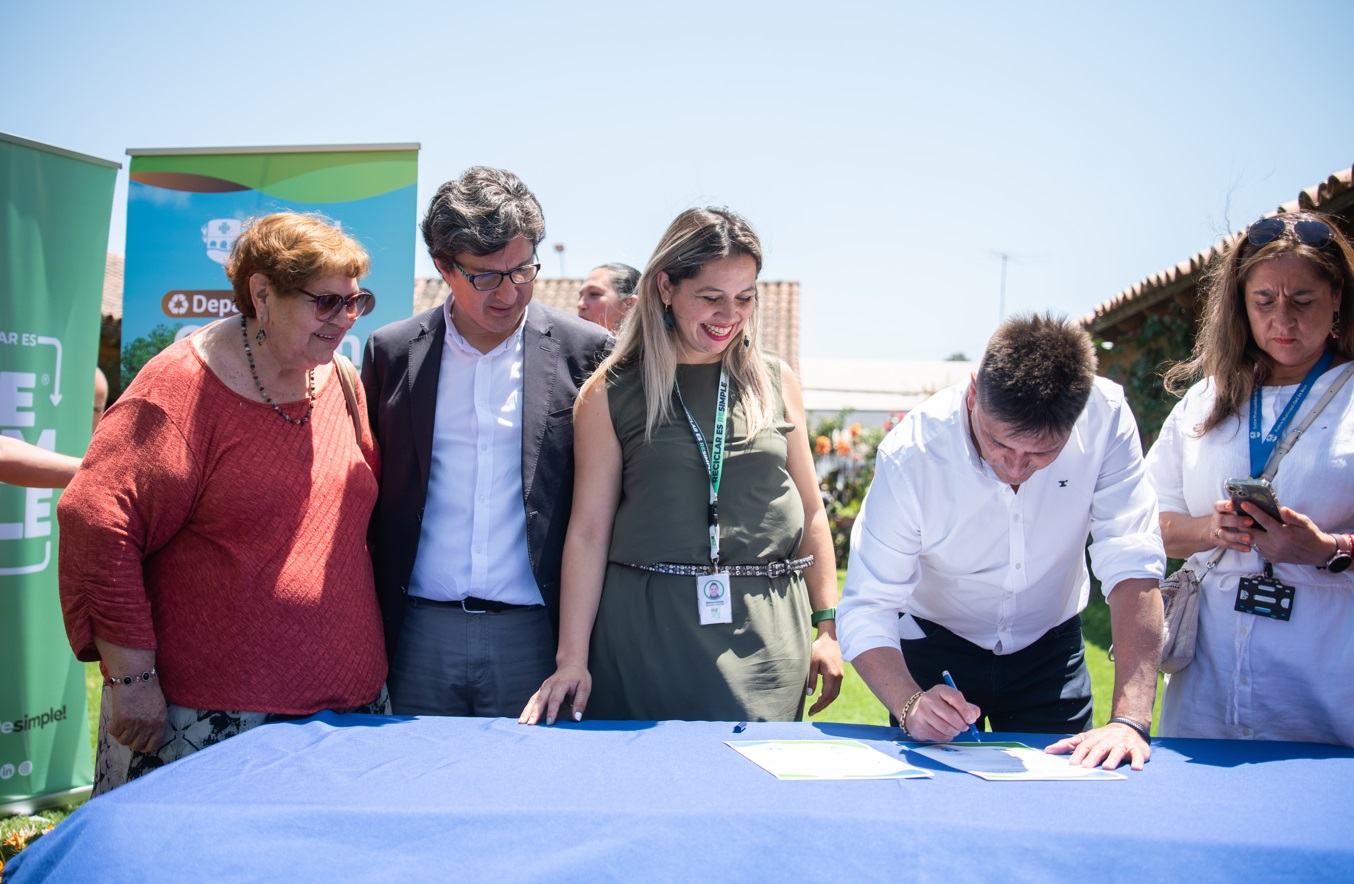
{"left": 811, "top": 411, "right": 894, "bottom": 568}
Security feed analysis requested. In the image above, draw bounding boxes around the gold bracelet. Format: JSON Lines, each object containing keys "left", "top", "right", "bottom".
{"left": 897, "top": 690, "right": 925, "bottom": 739}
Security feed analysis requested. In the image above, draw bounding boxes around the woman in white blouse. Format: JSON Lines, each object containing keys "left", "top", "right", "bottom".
{"left": 1145, "top": 211, "right": 1354, "bottom": 746}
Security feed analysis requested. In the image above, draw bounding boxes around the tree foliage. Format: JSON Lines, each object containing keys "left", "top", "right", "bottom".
{"left": 1105, "top": 304, "right": 1198, "bottom": 449}
{"left": 121, "top": 324, "right": 183, "bottom": 387}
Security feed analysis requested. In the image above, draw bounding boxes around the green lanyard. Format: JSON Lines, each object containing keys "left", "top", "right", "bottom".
{"left": 675, "top": 366, "right": 729, "bottom": 568}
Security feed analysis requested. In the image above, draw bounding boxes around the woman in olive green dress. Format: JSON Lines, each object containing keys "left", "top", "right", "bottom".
{"left": 519, "top": 207, "right": 842, "bottom": 724}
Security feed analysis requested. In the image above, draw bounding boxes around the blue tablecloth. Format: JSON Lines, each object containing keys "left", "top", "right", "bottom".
{"left": 7, "top": 714, "right": 1354, "bottom": 881}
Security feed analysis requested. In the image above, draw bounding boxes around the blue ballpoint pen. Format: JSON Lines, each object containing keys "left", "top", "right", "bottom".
{"left": 941, "top": 670, "right": 981, "bottom": 743}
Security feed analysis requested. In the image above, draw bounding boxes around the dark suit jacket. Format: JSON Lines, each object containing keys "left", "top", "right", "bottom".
{"left": 361, "top": 302, "right": 612, "bottom": 656}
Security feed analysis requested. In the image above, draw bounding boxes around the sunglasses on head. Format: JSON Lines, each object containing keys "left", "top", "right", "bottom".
{"left": 297, "top": 288, "right": 376, "bottom": 322}
{"left": 1246, "top": 217, "right": 1334, "bottom": 250}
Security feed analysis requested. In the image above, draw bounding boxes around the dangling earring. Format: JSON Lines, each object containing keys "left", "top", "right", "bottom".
{"left": 255, "top": 326, "right": 267, "bottom": 345}
{"left": 663, "top": 303, "right": 675, "bottom": 329}
{"left": 743, "top": 332, "right": 750, "bottom": 349}
{"left": 1333, "top": 310, "right": 1342, "bottom": 340}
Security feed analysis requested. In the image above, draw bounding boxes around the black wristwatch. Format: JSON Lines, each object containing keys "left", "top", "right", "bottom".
{"left": 1320, "top": 533, "right": 1353, "bottom": 574}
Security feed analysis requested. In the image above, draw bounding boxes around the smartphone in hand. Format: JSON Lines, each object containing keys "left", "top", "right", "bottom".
{"left": 1224, "top": 477, "right": 1284, "bottom": 532}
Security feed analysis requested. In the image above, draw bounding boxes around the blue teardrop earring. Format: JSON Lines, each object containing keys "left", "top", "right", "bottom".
{"left": 663, "top": 303, "right": 675, "bottom": 329}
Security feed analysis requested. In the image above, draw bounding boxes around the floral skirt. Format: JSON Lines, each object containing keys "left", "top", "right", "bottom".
{"left": 92, "top": 684, "right": 391, "bottom": 797}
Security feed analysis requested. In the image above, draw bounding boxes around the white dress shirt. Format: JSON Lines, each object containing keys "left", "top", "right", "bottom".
{"left": 839, "top": 377, "right": 1164, "bottom": 659}
{"left": 1145, "top": 367, "right": 1354, "bottom": 745}
{"left": 408, "top": 301, "right": 541, "bottom": 606}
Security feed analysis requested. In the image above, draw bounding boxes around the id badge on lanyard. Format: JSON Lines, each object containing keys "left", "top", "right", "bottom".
{"left": 1235, "top": 348, "right": 1332, "bottom": 622}
{"left": 1236, "top": 562, "right": 1296, "bottom": 622}
{"left": 677, "top": 368, "right": 733, "bottom": 626}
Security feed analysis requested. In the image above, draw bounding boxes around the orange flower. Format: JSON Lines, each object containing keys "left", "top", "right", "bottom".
{"left": 849, "top": 423, "right": 861, "bottom": 439}
{"left": 835, "top": 438, "right": 852, "bottom": 455}
{"left": 815, "top": 435, "right": 831, "bottom": 455}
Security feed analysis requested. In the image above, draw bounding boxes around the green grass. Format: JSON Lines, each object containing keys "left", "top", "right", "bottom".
{"left": 1080, "top": 588, "right": 1164, "bottom": 735}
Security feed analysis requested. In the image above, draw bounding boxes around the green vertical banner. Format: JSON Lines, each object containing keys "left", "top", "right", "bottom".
{"left": 0, "top": 132, "right": 117, "bottom": 813}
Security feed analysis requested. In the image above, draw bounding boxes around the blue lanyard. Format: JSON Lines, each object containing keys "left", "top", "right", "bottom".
{"left": 675, "top": 367, "right": 729, "bottom": 568}
{"left": 1249, "top": 347, "right": 1335, "bottom": 477}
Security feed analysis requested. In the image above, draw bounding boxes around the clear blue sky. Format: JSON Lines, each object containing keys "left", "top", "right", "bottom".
{"left": 5, "top": 0, "right": 1351, "bottom": 362}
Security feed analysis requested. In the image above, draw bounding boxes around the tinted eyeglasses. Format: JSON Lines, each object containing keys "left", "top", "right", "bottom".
{"left": 452, "top": 259, "right": 541, "bottom": 292}
{"left": 1246, "top": 217, "right": 1334, "bottom": 250}
{"left": 297, "top": 288, "right": 376, "bottom": 322}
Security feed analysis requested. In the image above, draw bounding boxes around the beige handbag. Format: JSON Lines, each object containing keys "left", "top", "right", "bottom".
{"left": 1159, "top": 548, "right": 1223, "bottom": 673}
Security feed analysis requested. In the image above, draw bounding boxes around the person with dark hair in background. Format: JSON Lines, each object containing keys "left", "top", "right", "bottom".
{"left": 520, "top": 207, "right": 842, "bottom": 726}
{"left": 839, "top": 313, "right": 1165, "bottom": 770}
{"left": 59, "top": 212, "right": 387, "bottom": 795}
{"left": 1146, "top": 211, "right": 1354, "bottom": 746}
{"left": 577, "top": 262, "right": 639, "bottom": 331}
{"left": 363, "top": 166, "right": 611, "bottom": 717}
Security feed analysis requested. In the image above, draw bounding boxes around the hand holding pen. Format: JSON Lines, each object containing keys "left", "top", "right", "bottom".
{"left": 899, "top": 671, "right": 982, "bottom": 742}
{"left": 941, "top": 671, "right": 982, "bottom": 742}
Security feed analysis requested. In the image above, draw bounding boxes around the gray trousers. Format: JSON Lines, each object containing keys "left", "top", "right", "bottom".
{"left": 388, "top": 596, "right": 555, "bottom": 717}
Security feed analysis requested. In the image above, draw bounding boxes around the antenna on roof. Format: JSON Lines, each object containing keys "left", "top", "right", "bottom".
{"left": 553, "top": 242, "right": 565, "bottom": 278}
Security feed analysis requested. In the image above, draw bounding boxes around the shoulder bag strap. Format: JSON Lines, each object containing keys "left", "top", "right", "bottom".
{"left": 333, "top": 354, "right": 363, "bottom": 445}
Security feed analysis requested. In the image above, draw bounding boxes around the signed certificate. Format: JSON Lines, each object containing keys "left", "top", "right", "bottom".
{"left": 905, "top": 742, "right": 1127, "bottom": 781}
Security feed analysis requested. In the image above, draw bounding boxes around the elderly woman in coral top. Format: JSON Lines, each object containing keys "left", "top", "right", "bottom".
{"left": 59, "top": 213, "right": 388, "bottom": 795}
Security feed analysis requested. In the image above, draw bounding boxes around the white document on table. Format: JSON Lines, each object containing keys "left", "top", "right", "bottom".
{"left": 905, "top": 741, "right": 1127, "bottom": 781}
{"left": 727, "top": 739, "right": 933, "bottom": 780}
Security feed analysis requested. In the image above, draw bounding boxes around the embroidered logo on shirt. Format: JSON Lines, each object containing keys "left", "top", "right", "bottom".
{"left": 1058, "top": 480, "right": 1068, "bottom": 487}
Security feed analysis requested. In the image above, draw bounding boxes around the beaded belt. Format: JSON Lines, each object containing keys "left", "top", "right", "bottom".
{"left": 619, "top": 555, "right": 814, "bottom": 578}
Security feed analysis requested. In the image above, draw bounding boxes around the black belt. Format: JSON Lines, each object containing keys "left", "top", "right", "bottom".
{"left": 411, "top": 596, "right": 540, "bottom": 614}
{"left": 618, "top": 556, "right": 814, "bottom": 578}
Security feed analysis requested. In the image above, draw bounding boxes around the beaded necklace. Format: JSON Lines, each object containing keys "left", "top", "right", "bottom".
{"left": 241, "top": 314, "right": 314, "bottom": 425}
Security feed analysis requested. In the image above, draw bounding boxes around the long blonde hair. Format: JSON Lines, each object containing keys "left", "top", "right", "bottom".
{"left": 1163, "top": 210, "right": 1354, "bottom": 436}
{"left": 582, "top": 207, "right": 776, "bottom": 439}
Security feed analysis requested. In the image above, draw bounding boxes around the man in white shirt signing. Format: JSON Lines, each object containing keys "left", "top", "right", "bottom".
{"left": 838, "top": 313, "right": 1165, "bottom": 770}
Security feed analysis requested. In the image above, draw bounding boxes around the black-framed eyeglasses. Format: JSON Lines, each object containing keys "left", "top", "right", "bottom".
{"left": 297, "top": 288, "right": 376, "bottom": 322}
{"left": 1246, "top": 217, "right": 1334, "bottom": 250}
{"left": 452, "top": 259, "right": 541, "bottom": 292}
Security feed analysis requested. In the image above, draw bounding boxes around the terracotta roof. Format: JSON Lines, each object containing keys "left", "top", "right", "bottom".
{"left": 1084, "top": 163, "right": 1354, "bottom": 332}
{"left": 756, "top": 281, "right": 801, "bottom": 375}
{"left": 102, "top": 253, "right": 123, "bottom": 318}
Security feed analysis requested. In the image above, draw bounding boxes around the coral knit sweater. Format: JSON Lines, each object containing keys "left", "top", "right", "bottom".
{"left": 58, "top": 338, "right": 386, "bottom": 713}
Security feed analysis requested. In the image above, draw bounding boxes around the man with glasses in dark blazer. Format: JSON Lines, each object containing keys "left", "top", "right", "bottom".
{"left": 362, "top": 166, "right": 611, "bottom": 716}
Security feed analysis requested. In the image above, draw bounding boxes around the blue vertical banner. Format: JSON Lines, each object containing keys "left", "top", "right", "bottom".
{"left": 121, "top": 144, "right": 419, "bottom": 386}
{"left": 0, "top": 132, "right": 118, "bottom": 813}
